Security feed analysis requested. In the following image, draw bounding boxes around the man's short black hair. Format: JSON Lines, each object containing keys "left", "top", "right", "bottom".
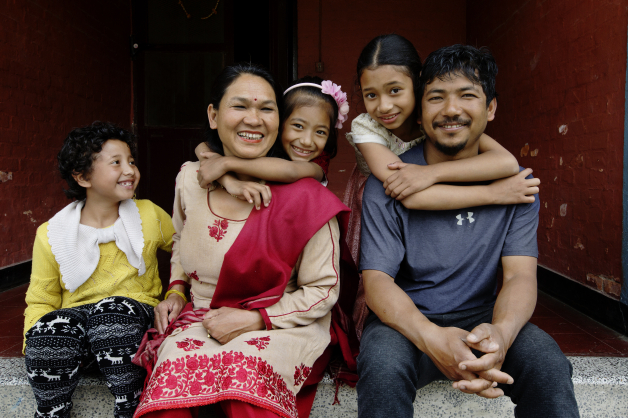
{"left": 418, "top": 45, "right": 498, "bottom": 106}
{"left": 57, "top": 121, "right": 137, "bottom": 200}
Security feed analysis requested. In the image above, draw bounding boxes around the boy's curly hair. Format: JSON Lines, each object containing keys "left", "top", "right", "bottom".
{"left": 57, "top": 121, "right": 137, "bottom": 200}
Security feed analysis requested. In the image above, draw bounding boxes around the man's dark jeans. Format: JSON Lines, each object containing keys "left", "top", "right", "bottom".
{"left": 356, "top": 305, "right": 580, "bottom": 418}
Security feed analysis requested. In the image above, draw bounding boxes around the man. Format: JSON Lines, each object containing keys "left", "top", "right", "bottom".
{"left": 356, "top": 45, "right": 579, "bottom": 417}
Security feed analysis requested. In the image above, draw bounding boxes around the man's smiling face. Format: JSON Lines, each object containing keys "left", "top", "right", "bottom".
{"left": 421, "top": 72, "right": 496, "bottom": 158}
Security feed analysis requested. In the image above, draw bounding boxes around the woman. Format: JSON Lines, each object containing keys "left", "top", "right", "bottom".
{"left": 133, "top": 64, "right": 350, "bottom": 418}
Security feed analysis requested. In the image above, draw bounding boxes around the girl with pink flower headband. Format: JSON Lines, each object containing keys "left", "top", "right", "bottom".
{"left": 195, "top": 76, "right": 348, "bottom": 206}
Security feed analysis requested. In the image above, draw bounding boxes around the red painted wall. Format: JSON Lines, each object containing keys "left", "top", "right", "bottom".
{"left": 467, "top": 0, "right": 627, "bottom": 298}
{"left": 297, "top": 0, "right": 467, "bottom": 198}
{"left": 0, "top": 0, "right": 132, "bottom": 268}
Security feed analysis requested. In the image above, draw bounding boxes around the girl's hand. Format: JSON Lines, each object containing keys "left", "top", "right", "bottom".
{"left": 221, "top": 176, "right": 272, "bottom": 210}
{"left": 489, "top": 168, "right": 540, "bottom": 205}
{"left": 154, "top": 293, "right": 186, "bottom": 334}
{"left": 203, "top": 307, "right": 265, "bottom": 344}
{"left": 197, "top": 151, "right": 227, "bottom": 188}
{"left": 384, "top": 162, "right": 438, "bottom": 200}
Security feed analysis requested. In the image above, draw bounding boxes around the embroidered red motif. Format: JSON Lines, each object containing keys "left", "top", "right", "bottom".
{"left": 245, "top": 336, "right": 270, "bottom": 351}
{"left": 293, "top": 363, "right": 312, "bottom": 387}
{"left": 176, "top": 338, "right": 205, "bottom": 352}
{"left": 208, "top": 219, "right": 228, "bottom": 242}
{"left": 138, "top": 351, "right": 296, "bottom": 417}
{"left": 188, "top": 271, "right": 200, "bottom": 281}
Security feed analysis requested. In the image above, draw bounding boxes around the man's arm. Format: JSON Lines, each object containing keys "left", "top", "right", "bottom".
{"left": 458, "top": 256, "right": 537, "bottom": 380}
{"left": 363, "top": 269, "right": 510, "bottom": 396}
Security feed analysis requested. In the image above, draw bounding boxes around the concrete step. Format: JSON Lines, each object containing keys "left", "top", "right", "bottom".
{"left": 2, "top": 357, "right": 626, "bottom": 417}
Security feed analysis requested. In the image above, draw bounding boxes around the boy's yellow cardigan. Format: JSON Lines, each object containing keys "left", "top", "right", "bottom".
{"left": 23, "top": 199, "right": 175, "bottom": 352}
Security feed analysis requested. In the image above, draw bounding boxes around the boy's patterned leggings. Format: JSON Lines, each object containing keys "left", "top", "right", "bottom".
{"left": 25, "top": 296, "right": 155, "bottom": 418}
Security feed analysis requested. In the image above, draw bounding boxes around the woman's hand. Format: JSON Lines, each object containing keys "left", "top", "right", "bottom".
{"left": 203, "top": 307, "right": 265, "bottom": 344}
{"left": 384, "top": 162, "right": 438, "bottom": 200}
{"left": 154, "top": 293, "right": 186, "bottom": 334}
{"left": 489, "top": 168, "right": 540, "bottom": 205}
{"left": 220, "top": 176, "right": 272, "bottom": 210}
{"left": 197, "top": 151, "right": 228, "bottom": 188}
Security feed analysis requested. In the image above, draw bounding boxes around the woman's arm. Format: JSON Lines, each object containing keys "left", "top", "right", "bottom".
{"left": 154, "top": 166, "right": 191, "bottom": 333}
{"left": 400, "top": 169, "right": 540, "bottom": 210}
{"left": 153, "top": 203, "right": 175, "bottom": 253}
{"left": 200, "top": 211, "right": 342, "bottom": 343}
{"left": 23, "top": 225, "right": 63, "bottom": 351}
{"left": 263, "top": 217, "right": 341, "bottom": 330}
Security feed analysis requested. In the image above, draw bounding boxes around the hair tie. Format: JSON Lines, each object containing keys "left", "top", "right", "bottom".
{"left": 283, "top": 81, "right": 349, "bottom": 129}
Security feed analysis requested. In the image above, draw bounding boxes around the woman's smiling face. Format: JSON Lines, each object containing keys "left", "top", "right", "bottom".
{"left": 207, "top": 74, "right": 279, "bottom": 159}
{"left": 281, "top": 104, "right": 331, "bottom": 162}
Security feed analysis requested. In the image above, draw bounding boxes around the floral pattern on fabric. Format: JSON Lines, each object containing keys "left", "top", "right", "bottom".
{"left": 245, "top": 336, "right": 270, "bottom": 351}
{"left": 208, "top": 219, "right": 229, "bottom": 242}
{"left": 188, "top": 271, "right": 200, "bottom": 281}
{"left": 138, "top": 351, "right": 296, "bottom": 417}
{"left": 293, "top": 363, "right": 312, "bottom": 387}
{"left": 176, "top": 338, "right": 205, "bottom": 352}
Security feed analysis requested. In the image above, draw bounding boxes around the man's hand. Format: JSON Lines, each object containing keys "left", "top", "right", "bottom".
{"left": 383, "top": 162, "right": 437, "bottom": 200}
{"left": 454, "top": 323, "right": 514, "bottom": 397}
{"left": 459, "top": 323, "right": 510, "bottom": 376}
{"left": 154, "top": 293, "right": 186, "bottom": 334}
{"left": 197, "top": 151, "right": 228, "bottom": 188}
{"left": 422, "top": 325, "right": 512, "bottom": 398}
{"left": 203, "top": 307, "right": 265, "bottom": 345}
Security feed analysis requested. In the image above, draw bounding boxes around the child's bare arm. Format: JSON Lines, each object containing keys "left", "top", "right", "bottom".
{"left": 400, "top": 169, "right": 539, "bottom": 210}
{"left": 384, "top": 133, "right": 519, "bottom": 200}
{"left": 219, "top": 175, "right": 272, "bottom": 210}
{"left": 356, "top": 142, "right": 404, "bottom": 182}
{"left": 198, "top": 152, "right": 324, "bottom": 187}
{"left": 195, "top": 142, "right": 211, "bottom": 160}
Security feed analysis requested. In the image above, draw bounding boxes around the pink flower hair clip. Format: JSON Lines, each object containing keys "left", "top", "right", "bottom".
{"left": 283, "top": 81, "right": 350, "bottom": 129}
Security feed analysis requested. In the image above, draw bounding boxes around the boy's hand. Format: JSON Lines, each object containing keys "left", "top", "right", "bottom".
{"left": 197, "top": 151, "right": 227, "bottom": 188}
{"left": 489, "top": 168, "right": 540, "bottom": 205}
{"left": 221, "top": 176, "right": 271, "bottom": 210}
{"left": 384, "top": 162, "right": 437, "bottom": 200}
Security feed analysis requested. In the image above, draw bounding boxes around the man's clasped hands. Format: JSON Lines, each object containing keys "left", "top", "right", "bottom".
{"left": 422, "top": 322, "right": 514, "bottom": 398}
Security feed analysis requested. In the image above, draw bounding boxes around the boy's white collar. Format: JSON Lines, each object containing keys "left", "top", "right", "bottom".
{"left": 47, "top": 199, "right": 145, "bottom": 292}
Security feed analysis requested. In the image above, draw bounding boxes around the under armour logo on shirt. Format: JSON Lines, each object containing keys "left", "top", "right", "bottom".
{"left": 456, "top": 212, "right": 475, "bottom": 225}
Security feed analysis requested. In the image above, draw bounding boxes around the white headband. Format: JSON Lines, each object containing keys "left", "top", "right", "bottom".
{"left": 282, "top": 81, "right": 349, "bottom": 129}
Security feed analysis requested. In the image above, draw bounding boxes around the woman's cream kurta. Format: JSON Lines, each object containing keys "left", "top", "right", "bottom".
{"left": 134, "top": 162, "right": 340, "bottom": 418}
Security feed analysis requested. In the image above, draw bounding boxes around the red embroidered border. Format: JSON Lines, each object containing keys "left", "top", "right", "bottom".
{"left": 135, "top": 351, "right": 297, "bottom": 418}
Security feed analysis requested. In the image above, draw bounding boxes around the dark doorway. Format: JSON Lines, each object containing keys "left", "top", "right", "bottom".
{"left": 131, "top": 0, "right": 296, "bottom": 212}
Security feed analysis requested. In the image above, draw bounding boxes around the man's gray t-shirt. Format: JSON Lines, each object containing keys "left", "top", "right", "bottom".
{"left": 359, "top": 143, "right": 540, "bottom": 315}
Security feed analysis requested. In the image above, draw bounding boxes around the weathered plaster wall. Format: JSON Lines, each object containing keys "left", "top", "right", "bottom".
{"left": 467, "top": 0, "right": 627, "bottom": 298}
{"left": 0, "top": 0, "right": 132, "bottom": 268}
{"left": 297, "top": 0, "right": 467, "bottom": 198}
